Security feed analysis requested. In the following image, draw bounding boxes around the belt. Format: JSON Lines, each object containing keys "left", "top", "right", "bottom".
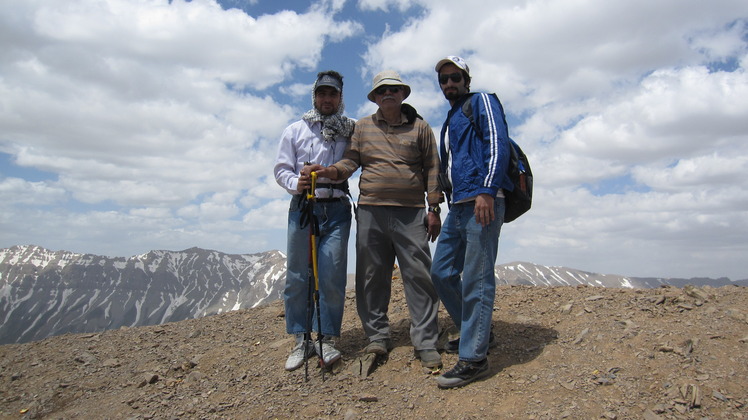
{"left": 291, "top": 194, "right": 346, "bottom": 204}
{"left": 315, "top": 197, "right": 347, "bottom": 203}
{"left": 316, "top": 182, "right": 349, "bottom": 192}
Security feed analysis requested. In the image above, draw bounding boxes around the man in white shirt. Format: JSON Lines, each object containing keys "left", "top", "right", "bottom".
{"left": 273, "top": 71, "right": 354, "bottom": 372}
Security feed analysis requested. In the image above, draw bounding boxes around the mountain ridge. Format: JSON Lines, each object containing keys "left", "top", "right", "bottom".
{"left": 1, "top": 245, "right": 745, "bottom": 345}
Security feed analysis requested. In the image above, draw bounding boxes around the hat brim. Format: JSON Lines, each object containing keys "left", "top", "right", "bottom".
{"left": 435, "top": 57, "right": 468, "bottom": 73}
{"left": 315, "top": 82, "right": 341, "bottom": 92}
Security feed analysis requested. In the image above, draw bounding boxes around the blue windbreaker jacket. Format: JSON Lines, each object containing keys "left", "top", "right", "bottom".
{"left": 439, "top": 92, "right": 514, "bottom": 204}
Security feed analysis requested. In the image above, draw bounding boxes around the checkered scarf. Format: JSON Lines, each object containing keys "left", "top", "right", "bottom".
{"left": 302, "top": 87, "right": 354, "bottom": 142}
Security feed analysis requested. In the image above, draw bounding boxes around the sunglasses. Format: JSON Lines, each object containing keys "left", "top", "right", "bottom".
{"left": 374, "top": 85, "right": 403, "bottom": 95}
{"left": 439, "top": 72, "right": 463, "bottom": 85}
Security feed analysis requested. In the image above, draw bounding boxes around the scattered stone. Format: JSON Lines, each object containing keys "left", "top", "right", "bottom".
{"left": 74, "top": 352, "right": 96, "bottom": 365}
{"left": 679, "top": 383, "right": 702, "bottom": 408}
{"left": 137, "top": 373, "right": 159, "bottom": 387}
{"left": 185, "top": 371, "right": 204, "bottom": 383}
{"left": 344, "top": 408, "right": 359, "bottom": 420}
{"left": 615, "top": 319, "right": 637, "bottom": 330}
{"left": 725, "top": 308, "right": 748, "bottom": 323}
{"left": 674, "top": 339, "right": 694, "bottom": 356}
{"left": 101, "top": 358, "right": 121, "bottom": 368}
{"left": 560, "top": 380, "right": 575, "bottom": 390}
{"left": 359, "top": 394, "right": 378, "bottom": 402}
{"left": 642, "top": 409, "right": 663, "bottom": 420}
{"left": 684, "top": 285, "right": 710, "bottom": 301}
{"left": 650, "top": 403, "right": 667, "bottom": 413}
{"left": 572, "top": 328, "right": 590, "bottom": 345}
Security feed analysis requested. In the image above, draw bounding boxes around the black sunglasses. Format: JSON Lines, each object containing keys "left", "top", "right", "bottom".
{"left": 439, "top": 72, "right": 463, "bottom": 85}
{"left": 374, "top": 85, "right": 403, "bottom": 95}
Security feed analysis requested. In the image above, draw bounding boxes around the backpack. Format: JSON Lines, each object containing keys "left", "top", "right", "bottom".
{"left": 461, "top": 93, "right": 533, "bottom": 223}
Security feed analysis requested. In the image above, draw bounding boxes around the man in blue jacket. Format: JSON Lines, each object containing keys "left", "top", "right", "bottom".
{"left": 431, "top": 56, "right": 513, "bottom": 388}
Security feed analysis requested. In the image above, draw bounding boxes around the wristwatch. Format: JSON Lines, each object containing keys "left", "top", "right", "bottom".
{"left": 428, "top": 205, "right": 441, "bottom": 215}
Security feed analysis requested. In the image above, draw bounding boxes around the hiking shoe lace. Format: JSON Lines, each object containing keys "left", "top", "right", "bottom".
{"left": 436, "top": 359, "right": 490, "bottom": 389}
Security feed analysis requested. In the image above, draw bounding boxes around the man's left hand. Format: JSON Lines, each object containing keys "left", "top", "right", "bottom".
{"left": 426, "top": 211, "right": 441, "bottom": 242}
{"left": 474, "top": 194, "right": 495, "bottom": 227}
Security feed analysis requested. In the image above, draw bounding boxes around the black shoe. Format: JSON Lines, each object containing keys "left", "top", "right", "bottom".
{"left": 436, "top": 359, "right": 490, "bottom": 388}
{"left": 445, "top": 329, "right": 496, "bottom": 354}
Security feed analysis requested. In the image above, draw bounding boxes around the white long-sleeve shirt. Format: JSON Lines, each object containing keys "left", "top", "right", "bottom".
{"left": 274, "top": 119, "right": 350, "bottom": 199}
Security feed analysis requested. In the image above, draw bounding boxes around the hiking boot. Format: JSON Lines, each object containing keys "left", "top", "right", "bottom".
{"left": 436, "top": 359, "right": 490, "bottom": 389}
{"left": 445, "top": 329, "right": 496, "bottom": 354}
{"left": 416, "top": 349, "right": 442, "bottom": 368}
{"left": 284, "top": 337, "right": 314, "bottom": 371}
{"left": 364, "top": 338, "right": 392, "bottom": 355}
{"left": 314, "top": 338, "right": 342, "bottom": 366}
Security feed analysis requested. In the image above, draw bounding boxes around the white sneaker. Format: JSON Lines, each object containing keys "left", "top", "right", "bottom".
{"left": 315, "top": 339, "right": 341, "bottom": 366}
{"left": 285, "top": 338, "right": 313, "bottom": 371}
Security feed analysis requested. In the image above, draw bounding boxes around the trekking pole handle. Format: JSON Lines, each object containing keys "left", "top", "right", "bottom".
{"left": 306, "top": 171, "right": 317, "bottom": 200}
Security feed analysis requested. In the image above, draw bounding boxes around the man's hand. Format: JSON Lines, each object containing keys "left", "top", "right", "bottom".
{"left": 474, "top": 193, "right": 495, "bottom": 227}
{"left": 301, "top": 164, "right": 338, "bottom": 180}
{"left": 296, "top": 172, "right": 312, "bottom": 193}
{"left": 426, "top": 211, "right": 441, "bottom": 242}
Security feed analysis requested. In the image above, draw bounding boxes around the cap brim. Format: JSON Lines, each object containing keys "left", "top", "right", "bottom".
{"left": 315, "top": 82, "right": 341, "bottom": 92}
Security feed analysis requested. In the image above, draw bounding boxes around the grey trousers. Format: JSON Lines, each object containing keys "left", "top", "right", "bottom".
{"left": 355, "top": 205, "right": 440, "bottom": 351}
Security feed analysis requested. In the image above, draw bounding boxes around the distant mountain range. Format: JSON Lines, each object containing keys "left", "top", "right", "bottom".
{"left": 1, "top": 245, "right": 744, "bottom": 345}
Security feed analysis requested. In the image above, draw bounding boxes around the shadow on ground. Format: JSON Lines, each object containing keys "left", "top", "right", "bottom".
{"left": 335, "top": 314, "right": 558, "bottom": 379}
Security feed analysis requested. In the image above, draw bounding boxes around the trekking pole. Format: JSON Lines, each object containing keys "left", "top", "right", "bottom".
{"left": 305, "top": 226, "right": 313, "bottom": 382}
{"left": 307, "top": 171, "right": 327, "bottom": 380}
{"left": 301, "top": 169, "right": 325, "bottom": 381}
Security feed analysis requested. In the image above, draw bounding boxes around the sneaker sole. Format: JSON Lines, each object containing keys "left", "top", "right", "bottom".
{"left": 364, "top": 343, "right": 389, "bottom": 355}
{"left": 320, "top": 353, "right": 342, "bottom": 366}
{"left": 436, "top": 368, "right": 490, "bottom": 389}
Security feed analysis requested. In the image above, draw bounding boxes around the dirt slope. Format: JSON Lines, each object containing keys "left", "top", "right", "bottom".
{"left": 1, "top": 282, "right": 747, "bottom": 419}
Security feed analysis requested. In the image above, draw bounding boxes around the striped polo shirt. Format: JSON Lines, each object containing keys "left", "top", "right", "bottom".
{"left": 332, "top": 108, "right": 442, "bottom": 208}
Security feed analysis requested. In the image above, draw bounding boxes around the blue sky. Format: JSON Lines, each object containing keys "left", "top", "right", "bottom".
{"left": 1, "top": 0, "right": 747, "bottom": 280}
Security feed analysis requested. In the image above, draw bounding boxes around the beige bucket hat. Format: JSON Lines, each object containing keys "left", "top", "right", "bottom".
{"left": 367, "top": 70, "right": 411, "bottom": 102}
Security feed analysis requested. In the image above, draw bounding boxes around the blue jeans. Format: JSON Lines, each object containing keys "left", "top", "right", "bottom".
{"left": 284, "top": 196, "right": 351, "bottom": 337}
{"left": 431, "top": 198, "right": 504, "bottom": 361}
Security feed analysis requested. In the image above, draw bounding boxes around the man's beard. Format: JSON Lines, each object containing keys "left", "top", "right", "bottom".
{"left": 444, "top": 89, "right": 461, "bottom": 101}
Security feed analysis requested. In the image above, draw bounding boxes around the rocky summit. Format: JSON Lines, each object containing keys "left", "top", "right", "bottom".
{"left": 1, "top": 280, "right": 747, "bottom": 419}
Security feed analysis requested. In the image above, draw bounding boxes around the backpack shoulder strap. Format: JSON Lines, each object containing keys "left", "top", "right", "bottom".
{"left": 460, "top": 92, "right": 479, "bottom": 131}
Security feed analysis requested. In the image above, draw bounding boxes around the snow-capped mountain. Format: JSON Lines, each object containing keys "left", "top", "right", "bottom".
{"left": 1, "top": 245, "right": 743, "bottom": 345}
{"left": 496, "top": 262, "right": 743, "bottom": 288}
{"left": 0, "top": 245, "right": 286, "bottom": 344}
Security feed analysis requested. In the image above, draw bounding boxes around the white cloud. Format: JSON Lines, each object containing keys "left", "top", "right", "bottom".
{"left": 0, "top": 177, "right": 66, "bottom": 205}
{"left": 1, "top": 0, "right": 747, "bottom": 280}
{"left": 357, "top": 0, "right": 422, "bottom": 12}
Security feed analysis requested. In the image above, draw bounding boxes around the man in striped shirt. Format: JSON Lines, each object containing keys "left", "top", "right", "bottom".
{"left": 306, "top": 70, "right": 443, "bottom": 370}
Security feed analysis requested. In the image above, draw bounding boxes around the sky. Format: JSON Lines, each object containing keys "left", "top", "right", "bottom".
{"left": 1, "top": 0, "right": 747, "bottom": 281}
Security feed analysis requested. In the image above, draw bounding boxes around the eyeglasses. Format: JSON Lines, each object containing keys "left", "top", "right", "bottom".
{"left": 374, "top": 85, "right": 403, "bottom": 95}
{"left": 439, "top": 72, "right": 463, "bottom": 85}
